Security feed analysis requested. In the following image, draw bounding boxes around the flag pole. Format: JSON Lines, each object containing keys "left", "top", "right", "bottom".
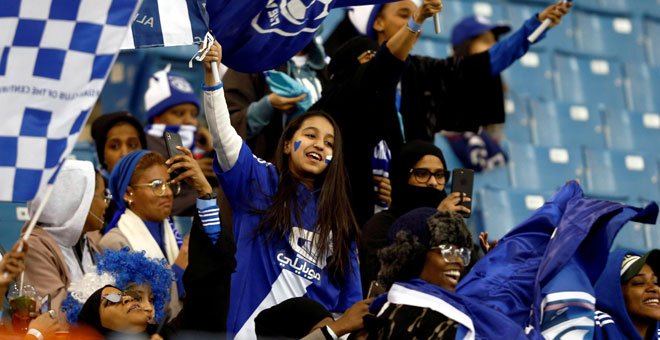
{"left": 211, "top": 61, "right": 220, "bottom": 84}
{"left": 528, "top": 0, "right": 568, "bottom": 43}
{"left": 433, "top": 14, "right": 441, "bottom": 34}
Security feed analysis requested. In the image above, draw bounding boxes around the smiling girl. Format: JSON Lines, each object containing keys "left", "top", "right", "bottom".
{"left": 201, "top": 41, "right": 361, "bottom": 338}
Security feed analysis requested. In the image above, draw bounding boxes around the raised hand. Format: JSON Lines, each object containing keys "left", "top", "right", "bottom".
{"left": 166, "top": 146, "right": 213, "bottom": 197}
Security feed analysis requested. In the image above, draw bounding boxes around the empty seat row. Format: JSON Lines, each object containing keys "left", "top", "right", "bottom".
{"left": 503, "top": 94, "right": 660, "bottom": 153}
{"left": 476, "top": 186, "right": 658, "bottom": 251}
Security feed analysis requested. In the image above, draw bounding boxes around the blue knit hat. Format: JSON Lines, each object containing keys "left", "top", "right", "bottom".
{"left": 144, "top": 65, "right": 200, "bottom": 123}
{"left": 451, "top": 15, "right": 511, "bottom": 47}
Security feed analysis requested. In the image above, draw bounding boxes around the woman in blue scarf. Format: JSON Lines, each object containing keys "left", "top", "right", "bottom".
{"left": 99, "top": 146, "right": 218, "bottom": 319}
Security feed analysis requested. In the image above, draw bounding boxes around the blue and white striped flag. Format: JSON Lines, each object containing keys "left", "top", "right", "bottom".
{"left": 120, "top": 0, "right": 208, "bottom": 49}
{"left": 0, "top": 0, "right": 141, "bottom": 202}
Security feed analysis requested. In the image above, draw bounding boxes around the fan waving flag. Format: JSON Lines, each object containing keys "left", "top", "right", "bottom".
{"left": 207, "top": 0, "right": 395, "bottom": 72}
{"left": 0, "top": 0, "right": 140, "bottom": 202}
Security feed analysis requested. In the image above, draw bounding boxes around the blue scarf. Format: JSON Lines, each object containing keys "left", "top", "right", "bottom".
{"left": 105, "top": 150, "right": 150, "bottom": 232}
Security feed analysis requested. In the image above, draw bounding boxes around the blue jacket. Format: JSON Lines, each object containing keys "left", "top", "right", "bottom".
{"left": 214, "top": 142, "right": 361, "bottom": 338}
{"left": 594, "top": 250, "right": 660, "bottom": 340}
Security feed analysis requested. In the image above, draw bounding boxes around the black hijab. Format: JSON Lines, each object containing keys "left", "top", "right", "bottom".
{"left": 389, "top": 141, "right": 450, "bottom": 217}
{"left": 77, "top": 285, "right": 115, "bottom": 336}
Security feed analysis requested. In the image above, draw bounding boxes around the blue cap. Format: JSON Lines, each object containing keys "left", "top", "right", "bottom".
{"left": 451, "top": 15, "right": 511, "bottom": 47}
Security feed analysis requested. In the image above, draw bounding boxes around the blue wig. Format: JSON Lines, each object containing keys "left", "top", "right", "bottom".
{"left": 62, "top": 248, "right": 174, "bottom": 323}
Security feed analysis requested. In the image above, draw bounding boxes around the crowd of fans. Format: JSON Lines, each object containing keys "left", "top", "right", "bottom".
{"left": 1, "top": 0, "right": 658, "bottom": 339}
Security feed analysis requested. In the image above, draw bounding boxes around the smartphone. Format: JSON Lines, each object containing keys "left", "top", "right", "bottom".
{"left": 40, "top": 294, "right": 51, "bottom": 314}
{"left": 367, "top": 280, "right": 386, "bottom": 298}
{"left": 451, "top": 168, "right": 474, "bottom": 218}
{"left": 164, "top": 132, "right": 185, "bottom": 179}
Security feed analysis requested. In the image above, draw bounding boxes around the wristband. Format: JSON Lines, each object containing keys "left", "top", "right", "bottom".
{"left": 407, "top": 16, "right": 422, "bottom": 33}
{"left": 322, "top": 325, "right": 338, "bottom": 340}
{"left": 27, "top": 329, "right": 44, "bottom": 340}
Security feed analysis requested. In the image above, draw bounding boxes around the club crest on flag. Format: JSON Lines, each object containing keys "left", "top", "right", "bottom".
{"left": 251, "top": 0, "right": 333, "bottom": 37}
{"left": 0, "top": 0, "right": 140, "bottom": 202}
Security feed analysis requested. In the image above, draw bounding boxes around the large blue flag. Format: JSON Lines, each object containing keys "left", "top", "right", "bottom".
{"left": 0, "top": 0, "right": 141, "bottom": 202}
{"left": 207, "top": 0, "right": 394, "bottom": 72}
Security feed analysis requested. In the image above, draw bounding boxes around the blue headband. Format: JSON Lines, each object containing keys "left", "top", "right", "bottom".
{"left": 105, "top": 150, "right": 150, "bottom": 232}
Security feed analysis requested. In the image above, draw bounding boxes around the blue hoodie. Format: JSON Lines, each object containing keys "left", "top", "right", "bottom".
{"left": 594, "top": 250, "right": 660, "bottom": 340}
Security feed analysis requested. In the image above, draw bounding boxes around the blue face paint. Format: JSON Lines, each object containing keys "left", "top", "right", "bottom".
{"left": 325, "top": 154, "right": 333, "bottom": 165}
{"left": 293, "top": 140, "right": 302, "bottom": 152}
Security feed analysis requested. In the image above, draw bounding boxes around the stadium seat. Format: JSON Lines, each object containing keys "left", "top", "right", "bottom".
{"left": 504, "top": 141, "right": 585, "bottom": 191}
{"left": 644, "top": 16, "right": 660, "bottom": 66}
{"left": 70, "top": 141, "right": 99, "bottom": 167}
{"left": 502, "top": 49, "right": 554, "bottom": 100}
{"left": 636, "top": 0, "right": 660, "bottom": 20}
{"left": 502, "top": 94, "right": 533, "bottom": 143}
{"left": 529, "top": 99, "right": 606, "bottom": 148}
{"left": 0, "top": 202, "right": 28, "bottom": 251}
{"left": 412, "top": 37, "right": 452, "bottom": 58}
{"left": 503, "top": 2, "right": 576, "bottom": 52}
{"left": 583, "top": 148, "right": 660, "bottom": 201}
{"left": 604, "top": 109, "right": 660, "bottom": 153}
{"left": 574, "top": 10, "right": 645, "bottom": 62}
{"left": 622, "top": 63, "right": 659, "bottom": 112}
{"left": 611, "top": 221, "right": 650, "bottom": 252}
{"left": 553, "top": 52, "right": 626, "bottom": 110}
{"left": 434, "top": 133, "right": 465, "bottom": 171}
{"left": 478, "top": 187, "right": 550, "bottom": 240}
{"left": 99, "top": 50, "right": 146, "bottom": 116}
{"left": 422, "top": 0, "right": 505, "bottom": 40}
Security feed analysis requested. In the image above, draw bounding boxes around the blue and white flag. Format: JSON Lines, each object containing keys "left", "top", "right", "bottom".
{"left": 120, "top": 0, "right": 207, "bottom": 49}
{"left": 207, "top": 0, "right": 394, "bottom": 72}
{"left": 0, "top": 0, "right": 140, "bottom": 202}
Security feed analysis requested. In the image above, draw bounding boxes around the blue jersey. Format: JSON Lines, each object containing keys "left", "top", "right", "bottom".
{"left": 215, "top": 142, "right": 362, "bottom": 338}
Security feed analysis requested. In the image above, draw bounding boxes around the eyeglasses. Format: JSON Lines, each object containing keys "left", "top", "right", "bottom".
{"left": 95, "top": 189, "right": 112, "bottom": 205}
{"left": 409, "top": 168, "right": 449, "bottom": 184}
{"left": 132, "top": 179, "right": 181, "bottom": 197}
{"left": 431, "top": 244, "right": 471, "bottom": 265}
{"left": 102, "top": 289, "right": 143, "bottom": 306}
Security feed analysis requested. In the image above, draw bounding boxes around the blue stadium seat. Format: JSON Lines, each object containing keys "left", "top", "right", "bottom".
{"left": 612, "top": 221, "right": 649, "bottom": 252}
{"left": 529, "top": 99, "right": 606, "bottom": 148}
{"left": 0, "top": 203, "right": 28, "bottom": 251}
{"left": 644, "top": 16, "right": 660, "bottom": 66}
{"left": 574, "top": 10, "right": 645, "bottom": 62}
{"left": 412, "top": 37, "right": 451, "bottom": 58}
{"left": 434, "top": 133, "right": 465, "bottom": 171}
{"left": 502, "top": 49, "right": 554, "bottom": 99}
{"left": 504, "top": 142, "right": 585, "bottom": 191}
{"left": 70, "top": 141, "right": 99, "bottom": 167}
{"left": 636, "top": 0, "right": 660, "bottom": 20}
{"left": 623, "top": 63, "right": 659, "bottom": 112}
{"left": 604, "top": 109, "right": 660, "bottom": 153}
{"left": 584, "top": 148, "right": 660, "bottom": 201}
{"left": 502, "top": 94, "right": 533, "bottom": 143}
{"left": 553, "top": 52, "right": 626, "bottom": 110}
{"left": 99, "top": 50, "right": 146, "bottom": 116}
{"left": 503, "top": 2, "right": 576, "bottom": 52}
{"left": 422, "top": 0, "right": 505, "bottom": 40}
{"left": 478, "top": 187, "right": 550, "bottom": 240}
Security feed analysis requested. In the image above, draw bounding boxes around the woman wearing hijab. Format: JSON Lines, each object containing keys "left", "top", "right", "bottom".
{"left": 98, "top": 146, "right": 221, "bottom": 319}
{"left": 359, "top": 141, "right": 468, "bottom": 295}
{"left": 594, "top": 249, "right": 660, "bottom": 340}
{"left": 22, "top": 160, "right": 109, "bottom": 314}
{"left": 311, "top": 0, "right": 443, "bottom": 227}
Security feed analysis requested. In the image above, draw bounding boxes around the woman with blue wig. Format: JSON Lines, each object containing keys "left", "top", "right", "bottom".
{"left": 99, "top": 146, "right": 221, "bottom": 319}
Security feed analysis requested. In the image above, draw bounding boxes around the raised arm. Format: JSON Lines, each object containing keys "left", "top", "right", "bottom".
{"left": 386, "top": 0, "right": 443, "bottom": 61}
{"left": 202, "top": 41, "right": 243, "bottom": 172}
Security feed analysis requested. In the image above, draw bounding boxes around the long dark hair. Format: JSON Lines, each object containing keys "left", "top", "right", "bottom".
{"left": 256, "top": 111, "right": 358, "bottom": 277}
